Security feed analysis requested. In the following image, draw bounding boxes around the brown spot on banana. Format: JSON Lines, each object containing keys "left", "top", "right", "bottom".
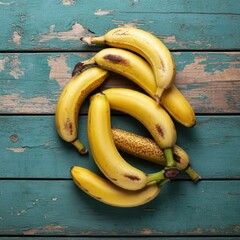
{"left": 124, "top": 174, "right": 141, "bottom": 181}
{"left": 103, "top": 54, "right": 129, "bottom": 65}
{"left": 155, "top": 124, "right": 165, "bottom": 138}
{"left": 64, "top": 118, "right": 73, "bottom": 135}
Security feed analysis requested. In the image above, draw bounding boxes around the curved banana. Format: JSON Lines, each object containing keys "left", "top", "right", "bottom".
{"left": 81, "top": 27, "right": 176, "bottom": 102}
{"left": 55, "top": 66, "right": 109, "bottom": 154}
{"left": 112, "top": 128, "right": 201, "bottom": 182}
{"left": 79, "top": 48, "right": 195, "bottom": 127}
{"left": 71, "top": 166, "right": 168, "bottom": 208}
{"left": 102, "top": 88, "right": 177, "bottom": 167}
{"left": 88, "top": 93, "right": 175, "bottom": 190}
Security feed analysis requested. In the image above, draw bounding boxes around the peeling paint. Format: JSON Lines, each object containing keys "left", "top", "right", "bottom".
{"left": 163, "top": 35, "right": 177, "bottom": 43}
{"left": 61, "top": 0, "right": 75, "bottom": 5}
{"left": 0, "top": 1, "right": 12, "bottom": 4}
{"left": 176, "top": 55, "right": 240, "bottom": 112}
{"left": 6, "top": 147, "right": 25, "bottom": 153}
{"left": 13, "top": 31, "right": 21, "bottom": 45}
{"left": 23, "top": 224, "right": 66, "bottom": 235}
{"left": 9, "top": 55, "right": 25, "bottom": 79}
{"left": 0, "top": 57, "right": 9, "bottom": 72}
{"left": 0, "top": 93, "right": 52, "bottom": 113}
{"left": 40, "top": 22, "right": 93, "bottom": 42}
{"left": 94, "top": 9, "right": 114, "bottom": 16}
{"left": 47, "top": 54, "right": 71, "bottom": 89}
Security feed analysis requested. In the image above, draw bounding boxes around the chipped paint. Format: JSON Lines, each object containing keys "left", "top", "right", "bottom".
{"left": 23, "top": 224, "right": 66, "bottom": 235}
{"left": 163, "top": 35, "right": 177, "bottom": 43}
{"left": 40, "top": 22, "right": 93, "bottom": 42}
{"left": 61, "top": 0, "right": 75, "bottom": 5}
{"left": 176, "top": 55, "right": 240, "bottom": 112}
{"left": 94, "top": 9, "right": 114, "bottom": 16}
{"left": 48, "top": 54, "right": 71, "bottom": 89}
{"left": 9, "top": 55, "right": 25, "bottom": 79}
{"left": 0, "top": 93, "right": 52, "bottom": 113}
{"left": 0, "top": 1, "right": 12, "bottom": 4}
{"left": 6, "top": 147, "right": 25, "bottom": 153}
{"left": 13, "top": 31, "right": 21, "bottom": 45}
{"left": 0, "top": 57, "right": 9, "bottom": 72}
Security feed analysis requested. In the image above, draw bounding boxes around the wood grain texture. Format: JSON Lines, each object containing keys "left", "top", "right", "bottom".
{"left": 0, "top": 0, "right": 239, "bottom": 51}
{"left": 0, "top": 115, "right": 239, "bottom": 179}
{"left": 0, "top": 180, "right": 239, "bottom": 236}
{"left": 0, "top": 52, "right": 239, "bottom": 114}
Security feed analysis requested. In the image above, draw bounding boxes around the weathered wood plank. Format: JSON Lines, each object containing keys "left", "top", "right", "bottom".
{"left": 0, "top": 180, "right": 239, "bottom": 236}
{"left": 0, "top": 115, "right": 239, "bottom": 179}
{"left": 0, "top": 52, "right": 239, "bottom": 114}
{"left": 0, "top": 0, "right": 239, "bottom": 51}
{"left": 0, "top": 238, "right": 238, "bottom": 240}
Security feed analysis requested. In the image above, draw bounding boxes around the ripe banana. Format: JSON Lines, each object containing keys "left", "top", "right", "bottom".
{"left": 81, "top": 27, "right": 176, "bottom": 102}
{"left": 88, "top": 93, "right": 176, "bottom": 191}
{"left": 112, "top": 128, "right": 201, "bottom": 182}
{"left": 55, "top": 66, "right": 109, "bottom": 154}
{"left": 102, "top": 88, "right": 177, "bottom": 167}
{"left": 71, "top": 166, "right": 169, "bottom": 207}
{"left": 78, "top": 47, "right": 195, "bottom": 127}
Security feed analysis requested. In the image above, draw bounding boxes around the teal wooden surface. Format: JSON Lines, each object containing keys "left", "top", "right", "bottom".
{"left": 0, "top": 52, "right": 239, "bottom": 114}
{"left": 0, "top": 0, "right": 239, "bottom": 238}
{"left": 0, "top": 115, "right": 239, "bottom": 179}
{"left": 0, "top": 180, "right": 239, "bottom": 236}
{"left": 0, "top": 0, "right": 240, "bottom": 51}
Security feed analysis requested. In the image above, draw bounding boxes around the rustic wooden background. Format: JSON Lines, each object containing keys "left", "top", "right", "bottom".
{"left": 0, "top": 0, "right": 240, "bottom": 238}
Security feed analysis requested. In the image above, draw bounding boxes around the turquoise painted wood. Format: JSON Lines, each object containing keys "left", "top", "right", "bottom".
{"left": 0, "top": 52, "right": 239, "bottom": 114}
{"left": 0, "top": 0, "right": 239, "bottom": 238}
{"left": 0, "top": 0, "right": 240, "bottom": 51}
{"left": 0, "top": 115, "right": 239, "bottom": 179}
{"left": 0, "top": 180, "right": 239, "bottom": 236}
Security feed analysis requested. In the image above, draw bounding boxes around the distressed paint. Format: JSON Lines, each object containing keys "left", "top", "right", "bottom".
{"left": 0, "top": 0, "right": 239, "bottom": 50}
{"left": 0, "top": 115, "right": 239, "bottom": 179}
{"left": 0, "top": 52, "right": 239, "bottom": 114}
{"left": 0, "top": 180, "right": 239, "bottom": 236}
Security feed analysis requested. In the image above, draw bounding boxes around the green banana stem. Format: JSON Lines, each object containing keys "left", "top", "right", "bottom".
{"left": 147, "top": 169, "right": 170, "bottom": 186}
{"left": 185, "top": 165, "right": 201, "bottom": 182}
{"left": 164, "top": 148, "right": 175, "bottom": 167}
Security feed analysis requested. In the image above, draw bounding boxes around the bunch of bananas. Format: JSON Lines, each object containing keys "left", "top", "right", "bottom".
{"left": 55, "top": 27, "right": 200, "bottom": 208}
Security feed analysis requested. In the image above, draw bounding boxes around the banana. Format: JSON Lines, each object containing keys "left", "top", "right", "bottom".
{"left": 112, "top": 128, "right": 201, "bottom": 182}
{"left": 81, "top": 27, "right": 176, "bottom": 102}
{"left": 55, "top": 66, "right": 109, "bottom": 154}
{"left": 88, "top": 93, "right": 177, "bottom": 191}
{"left": 102, "top": 88, "right": 177, "bottom": 167}
{"left": 78, "top": 48, "right": 195, "bottom": 127}
{"left": 71, "top": 166, "right": 168, "bottom": 207}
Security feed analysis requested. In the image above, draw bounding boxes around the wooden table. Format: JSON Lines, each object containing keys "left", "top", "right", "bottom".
{"left": 1, "top": 0, "right": 239, "bottom": 239}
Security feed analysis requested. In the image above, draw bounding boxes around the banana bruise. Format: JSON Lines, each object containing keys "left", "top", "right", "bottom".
{"left": 55, "top": 67, "right": 109, "bottom": 154}
{"left": 88, "top": 93, "right": 171, "bottom": 190}
{"left": 71, "top": 166, "right": 165, "bottom": 208}
{"left": 102, "top": 88, "right": 177, "bottom": 167}
{"left": 80, "top": 48, "right": 195, "bottom": 127}
{"left": 81, "top": 27, "right": 176, "bottom": 102}
{"left": 112, "top": 128, "right": 201, "bottom": 182}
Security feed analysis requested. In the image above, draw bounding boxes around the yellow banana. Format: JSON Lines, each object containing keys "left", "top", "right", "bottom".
{"left": 112, "top": 128, "right": 201, "bottom": 182}
{"left": 88, "top": 93, "right": 176, "bottom": 191}
{"left": 71, "top": 166, "right": 168, "bottom": 208}
{"left": 102, "top": 88, "right": 177, "bottom": 167}
{"left": 55, "top": 66, "right": 109, "bottom": 154}
{"left": 79, "top": 47, "right": 195, "bottom": 127}
{"left": 81, "top": 27, "right": 176, "bottom": 102}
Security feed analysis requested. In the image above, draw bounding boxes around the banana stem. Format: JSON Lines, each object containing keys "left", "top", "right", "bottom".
{"left": 147, "top": 170, "right": 170, "bottom": 186}
{"left": 164, "top": 148, "right": 175, "bottom": 167}
{"left": 72, "top": 139, "right": 88, "bottom": 154}
{"left": 80, "top": 36, "right": 105, "bottom": 45}
{"left": 185, "top": 165, "right": 201, "bottom": 182}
